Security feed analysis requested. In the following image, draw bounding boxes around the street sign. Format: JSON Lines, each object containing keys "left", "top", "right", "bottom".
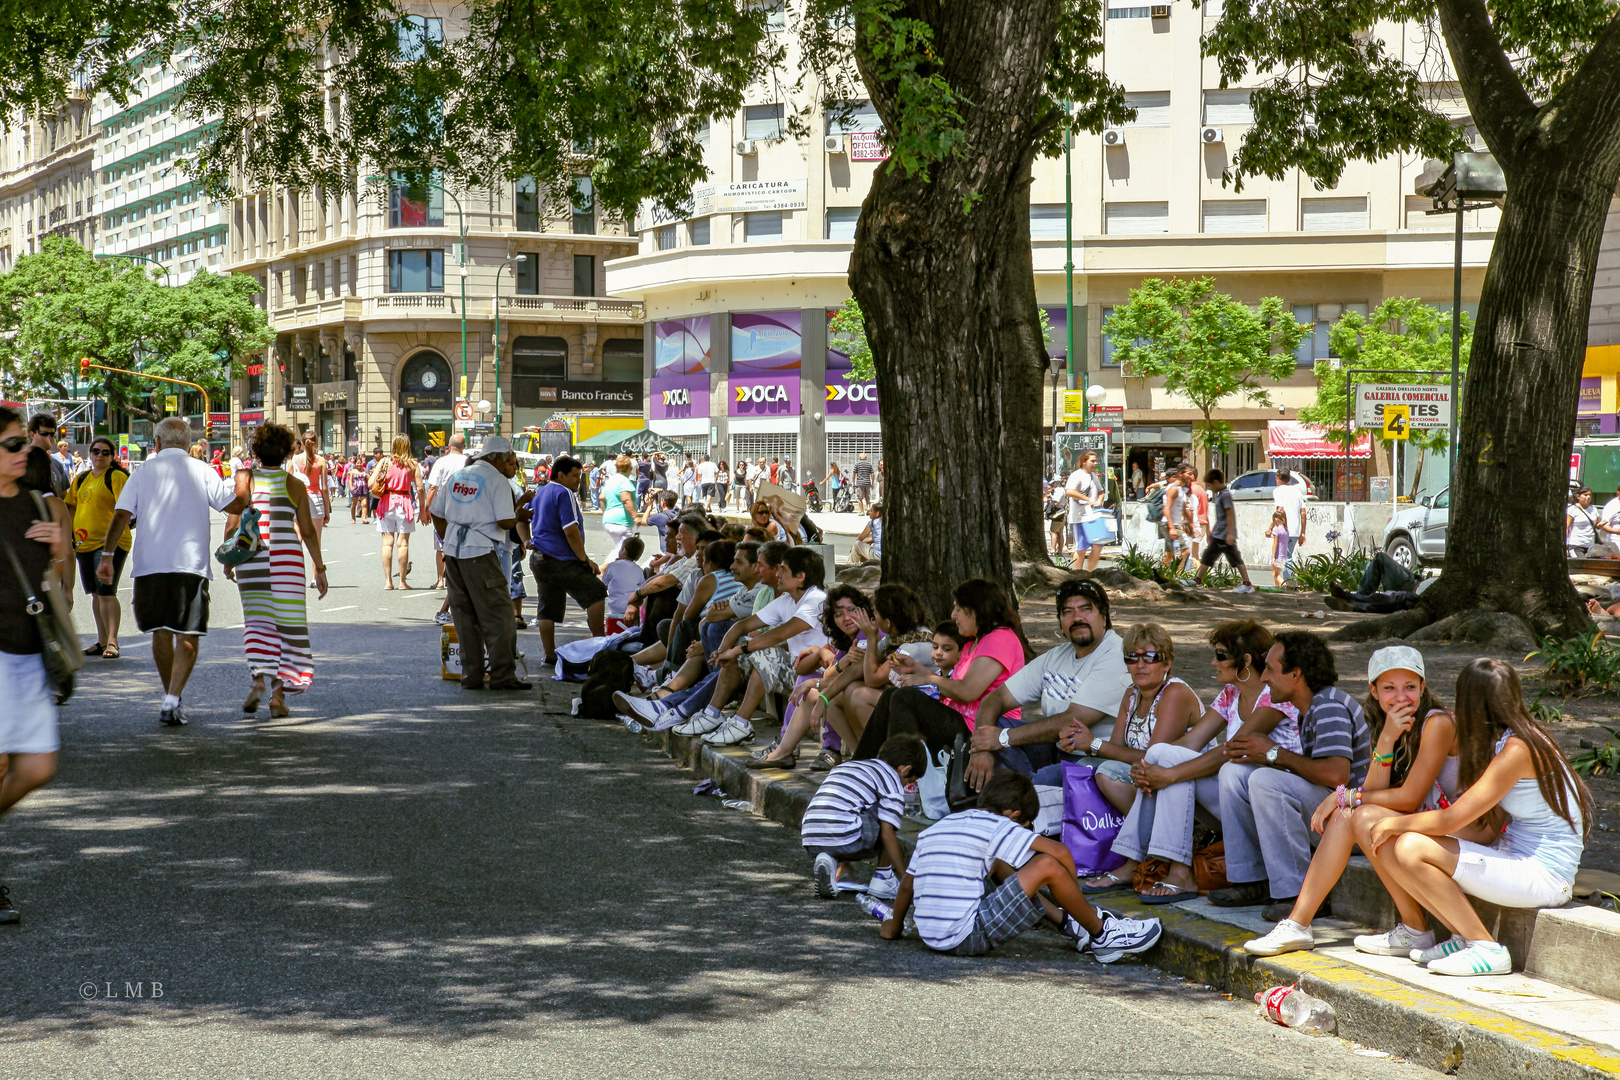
{"left": 164, "top": 395, "right": 179, "bottom": 413}
{"left": 1382, "top": 404, "right": 1411, "bottom": 440}
{"left": 454, "top": 399, "right": 474, "bottom": 423}
{"left": 1354, "top": 384, "right": 1451, "bottom": 431}
{"left": 1056, "top": 431, "right": 1110, "bottom": 476}
{"left": 1061, "top": 391, "right": 1087, "bottom": 423}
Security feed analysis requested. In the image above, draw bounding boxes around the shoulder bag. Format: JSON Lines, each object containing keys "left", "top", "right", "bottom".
{"left": 0, "top": 494, "right": 84, "bottom": 700}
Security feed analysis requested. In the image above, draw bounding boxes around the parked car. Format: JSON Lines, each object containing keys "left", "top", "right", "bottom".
{"left": 1226, "top": 470, "right": 1318, "bottom": 502}
{"left": 1383, "top": 487, "right": 1449, "bottom": 569}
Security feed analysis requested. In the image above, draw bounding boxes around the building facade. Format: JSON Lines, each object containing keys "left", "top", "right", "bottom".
{"left": 606, "top": 6, "right": 1497, "bottom": 498}
{"left": 0, "top": 94, "right": 99, "bottom": 273}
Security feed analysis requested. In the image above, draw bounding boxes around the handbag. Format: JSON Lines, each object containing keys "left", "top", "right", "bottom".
{"left": 215, "top": 506, "right": 264, "bottom": 567}
{"left": 1059, "top": 761, "right": 1126, "bottom": 878}
{"left": 943, "top": 733, "right": 978, "bottom": 813}
{"left": 368, "top": 463, "right": 389, "bottom": 498}
{"left": 0, "top": 495, "right": 83, "bottom": 700}
{"left": 1192, "top": 839, "right": 1229, "bottom": 895}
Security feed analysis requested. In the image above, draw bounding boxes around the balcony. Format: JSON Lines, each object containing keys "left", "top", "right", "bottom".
{"left": 266, "top": 292, "right": 645, "bottom": 330}
{"left": 499, "top": 295, "right": 643, "bottom": 321}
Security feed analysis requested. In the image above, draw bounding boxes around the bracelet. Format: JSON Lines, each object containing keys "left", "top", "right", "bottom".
{"left": 1373, "top": 750, "right": 1395, "bottom": 766}
{"left": 1334, "top": 784, "right": 1349, "bottom": 810}
{"left": 1353, "top": 788, "right": 1364, "bottom": 809}
{"left": 818, "top": 693, "right": 831, "bottom": 707}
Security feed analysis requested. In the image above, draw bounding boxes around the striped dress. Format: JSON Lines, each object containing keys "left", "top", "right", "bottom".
{"left": 236, "top": 468, "right": 313, "bottom": 691}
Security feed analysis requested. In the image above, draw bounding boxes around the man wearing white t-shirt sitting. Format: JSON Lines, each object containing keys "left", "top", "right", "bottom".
{"left": 965, "top": 578, "right": 1129, "bottom": 789}
{"left": 675, "top": 546, "right": 828, "bottom": 747}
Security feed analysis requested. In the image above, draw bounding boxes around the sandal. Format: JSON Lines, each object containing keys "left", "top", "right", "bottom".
{"left": 269, "top": 694, "right": 290, "bottom": 719}
{"left": 243, "top": 681, "right": 265, "bottom": 714}
{"left": 1081, "top": 870, "right": 1133, "bottom": 895}
{"left": 808, "top": 749, "right": 843, "bottom": 773}
{"left": 101, "top": 643, "right": 120, "bottom": 659}
{"left": 84, "top": 643, "right": 105, "bottom": 657}
{"left": 1137, "top": 881, "right": 1199, "bottom": 905}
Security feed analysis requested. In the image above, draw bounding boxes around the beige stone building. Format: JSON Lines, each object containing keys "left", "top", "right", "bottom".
{"left": 0, "top": 93, "right": 99, "bottom": 272}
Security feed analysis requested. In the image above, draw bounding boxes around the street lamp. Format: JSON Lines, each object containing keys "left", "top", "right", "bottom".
{"left": 367, "top": 173, "right": 470, "bottom": 436}
{"left": 493, "top": 253, "right": 529, "bottom": 437}
{"left": 94, "top": 252, "right": 174, "bottom": 283}
{"left": 1415, "top": 151, "right": 1505, "bottom": 491}
{"left": 1063, "top": 100, "right": 1083, "bottom": 429}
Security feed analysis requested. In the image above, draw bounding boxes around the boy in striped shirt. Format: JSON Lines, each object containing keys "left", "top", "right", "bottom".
{"left": 880, "top": 772, "right": 1164, "bottom": 961}
{"left": 804, "top": 736, "right": 927, "bottom": 900}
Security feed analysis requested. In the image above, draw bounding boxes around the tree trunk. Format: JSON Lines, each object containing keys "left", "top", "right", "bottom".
{"left": 850, "top": 2, "right": 1061, "bottom": 620}
{"left": 1001, "top": 181, "right": 1058, "bottom": 566}
{"left": 1418, "top": 159, "right": 1619, "bottom": 638}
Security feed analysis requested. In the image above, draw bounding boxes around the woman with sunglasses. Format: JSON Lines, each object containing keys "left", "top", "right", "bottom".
{"left": 1083, "top": 624, "right": 1203, "bottom": 817}
{"left": 0, "top": 407, "right": 73, "bottom": 922}
{"left": 1090, "top": 619, "right": 1301, "bottom": 902}
{"left": 63, "top": 436, "right": 131, "bottom": 658}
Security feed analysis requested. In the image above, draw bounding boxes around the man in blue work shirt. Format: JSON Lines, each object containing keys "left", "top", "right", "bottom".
{"left": 529, "top": 455, "right": 609, "bottom": 664}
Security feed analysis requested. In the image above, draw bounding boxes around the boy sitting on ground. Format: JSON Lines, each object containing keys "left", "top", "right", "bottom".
{"left": 804, "top": 735, "right": 925, "bottom": 901}
{"left": 601, "top": 536, "right": 645, "bottom": 635}
{"left": 880, "top": 772, "right": 1164, "bottom": 962}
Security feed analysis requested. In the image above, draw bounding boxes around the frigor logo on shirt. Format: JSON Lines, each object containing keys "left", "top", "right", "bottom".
{"left": 450, "top": 475, "right": 484, "bottom": 502}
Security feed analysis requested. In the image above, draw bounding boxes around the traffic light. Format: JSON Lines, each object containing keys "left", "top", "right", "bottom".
{"left": 205, "top": 421, "right": 215, "bottom": 440}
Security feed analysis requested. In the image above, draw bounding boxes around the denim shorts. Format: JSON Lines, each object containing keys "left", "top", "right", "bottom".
{"left": 0, "top": 650, "right": 59, "bottom": 754}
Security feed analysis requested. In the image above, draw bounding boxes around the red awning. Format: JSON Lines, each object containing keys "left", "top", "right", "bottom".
{"left": 1267, "top": 420, "right": 1370, "bottom": 459}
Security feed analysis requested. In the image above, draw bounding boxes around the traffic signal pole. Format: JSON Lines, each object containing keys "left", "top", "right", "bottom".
{"left": 79, "top": 359, "right": 214, "bottom": 446}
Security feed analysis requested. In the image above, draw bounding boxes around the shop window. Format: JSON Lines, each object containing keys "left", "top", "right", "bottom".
{"left": 511, "top": 336, "right": 568, "bottom": 407}
{"left": 601, "top": 340, "right": 643, "bottom": 382}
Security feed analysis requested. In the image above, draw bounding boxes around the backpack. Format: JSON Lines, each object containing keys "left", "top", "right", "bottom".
{"left": 579, "top": 648, "right": 635, "bottom": 719}
{"left": 1144, "top": 485, "right": 1166, "bottom": 523}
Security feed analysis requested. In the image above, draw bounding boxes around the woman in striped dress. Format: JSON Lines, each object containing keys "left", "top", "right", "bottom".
{"left": 224, "top": 424, "right": 329, "bottom": 718}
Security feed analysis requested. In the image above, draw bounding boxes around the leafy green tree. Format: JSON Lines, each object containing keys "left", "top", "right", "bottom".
{"left": 0, "top": 237, "right": 274, "bottom": 420}
{"left": 1297, "top": 298, "right": 1473, "bottom": 499}
{"left": 1104, "top": 278, "right": 1304, "bottom": 469}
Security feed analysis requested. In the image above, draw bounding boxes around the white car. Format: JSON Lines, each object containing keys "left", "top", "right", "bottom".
{"left": 1383, "top": 488, "right": 1449, "bottom": 569}
{"left": 1226, "top": 470, "right": 1318, "bottom": 502}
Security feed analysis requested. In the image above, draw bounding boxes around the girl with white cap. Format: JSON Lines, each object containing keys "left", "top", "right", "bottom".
{"left": 1244, "top": 644, "right": 1474, "bottom": 958}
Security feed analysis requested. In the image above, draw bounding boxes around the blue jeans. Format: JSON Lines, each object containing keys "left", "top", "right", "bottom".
{"left": 664, "top": 670, "right": 719, "bottom": 719}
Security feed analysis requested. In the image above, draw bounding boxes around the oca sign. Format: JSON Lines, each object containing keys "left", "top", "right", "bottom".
{"left": 729, "top": 373, "right": 799, "bottom": 416}
{"left": 736, "top": 383, "right": 791, "bottom": 404}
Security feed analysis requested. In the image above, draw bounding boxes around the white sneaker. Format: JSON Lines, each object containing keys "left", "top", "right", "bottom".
{"left": 674, "top": 710, "right": 726, "bottom": 737}
{"left": 1410, "top": 937, "right": 1467, "bottom": 965}
{"left": 867, "top": 867, "right": 900, "bottom": 901}
{"left": 1230, "top": 583, "right": 1256, "bottom": 594}
{"left": 703, "top": 715, "right": 756, "bottom": 746}
{"left": 1354, "top": 923, "right": 1435, "bottom": 957}
{"left": 812, "top": 852, "right": 836, "bottom": 899}
{"left": 1090, "top": 913, "right": 1163, "bottom": 963}
{"left": 1062, "top": 914, "right": 1092, "bottom": 952}
{"left": 633, "top": 664, "right": 660, "bottom": 690}
{"left": 613, "top": 692, "right": 667, "bottom": 726}
{"left": 433, "top": 611, "right": 452, "bottom": 625}
{"left": 1427, "top": 940, "right": 1512, "bottom": 976}
{"left": 1244, "top": 919, "right": 1316, "bottom": 957}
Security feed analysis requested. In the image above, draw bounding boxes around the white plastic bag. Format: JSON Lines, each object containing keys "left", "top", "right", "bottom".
{"left": 917, "top": 746, "right": 951, "bottom": 820}
{"left": 1033, "top": 784, "right": 1066, "bottom": 836}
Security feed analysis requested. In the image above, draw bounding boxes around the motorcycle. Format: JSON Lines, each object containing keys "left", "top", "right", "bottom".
{"left": 832, "top": 484, "right": 853, "bottom": 513}
{"left": 801, "top": 479, "right": 823, "bottom": 512}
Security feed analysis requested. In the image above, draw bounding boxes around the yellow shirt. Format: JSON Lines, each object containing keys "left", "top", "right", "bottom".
{"left": 64, "top": 468, "right": 131, "bottom": 552}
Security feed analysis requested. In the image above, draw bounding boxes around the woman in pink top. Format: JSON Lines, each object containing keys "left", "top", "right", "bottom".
{"left": 851, "top": 579, "right": 1027, "bottom": 761}
{"left": 374, "top": 435, "right": 423, "bottom": 589}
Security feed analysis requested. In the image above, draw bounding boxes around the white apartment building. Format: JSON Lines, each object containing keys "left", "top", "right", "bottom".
{"left": 607, "top": 4, "right": 1498, "bottom": 497}
{"left": 0, "top": 93, "right": 99, "bottom": 273}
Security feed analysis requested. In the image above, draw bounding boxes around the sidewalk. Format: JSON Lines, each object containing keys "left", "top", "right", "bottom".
{"left": 617, "top": 713, "right": 1620, "bottom": 1080}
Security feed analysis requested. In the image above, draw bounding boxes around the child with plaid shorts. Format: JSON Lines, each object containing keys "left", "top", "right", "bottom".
{"left": 881, "top": 772, "right": 1163, "bottom": 962}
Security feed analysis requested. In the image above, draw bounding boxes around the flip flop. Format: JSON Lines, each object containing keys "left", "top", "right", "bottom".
{"left": 1137, "top": 882, "right": 1200, "bottom": 905}
{"left": 1081, "top": 871, "right": 1132, "bottom": 895}
{"left": 84, "top": 644, "right": 105, "bottom": 657}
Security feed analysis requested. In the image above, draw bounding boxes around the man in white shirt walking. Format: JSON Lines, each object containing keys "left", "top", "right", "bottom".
{"left": 99, "top": 418, "right": 249, "bottom": 726}
{"left": 696, "top": 455, "right": 719, "bottom": 509}
{"left": 423, "top": 432, "right": 468, "bottom": 619}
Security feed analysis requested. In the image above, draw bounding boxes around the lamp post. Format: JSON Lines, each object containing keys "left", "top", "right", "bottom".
{"left": 367, "top": 173, "right": 469, "bottom": 436}
{"left": 1063, "top": 100, "right": 1083, "bottom": 430}
{"left": 94, "top": 252, "right": 174, "bottom": 283}
{"left": 493, "top": 253, "right": 529, "bottom": 436}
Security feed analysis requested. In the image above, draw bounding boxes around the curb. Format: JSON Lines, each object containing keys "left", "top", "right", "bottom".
{"left": 633, "top": 721, "right": 1620, "bottom": 1080}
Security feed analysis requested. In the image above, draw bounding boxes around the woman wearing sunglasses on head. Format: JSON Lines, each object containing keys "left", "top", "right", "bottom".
{"left": 63, "top": 436, "right": 131, "bottom": 659}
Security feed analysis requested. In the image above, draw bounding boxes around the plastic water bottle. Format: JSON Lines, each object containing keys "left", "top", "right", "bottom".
{"left": 1255, "top": 984, "right": 1336, "bottom": 1035}
{"left": 903, "top": 782, "right": 921, "bottom": 817}
{"left": 856, "top": 893, "right": 893, "bottom": 922}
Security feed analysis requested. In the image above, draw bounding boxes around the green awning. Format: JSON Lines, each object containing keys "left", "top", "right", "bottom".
{"left": 573, "top": 428, "right": 685, "bottom": 454}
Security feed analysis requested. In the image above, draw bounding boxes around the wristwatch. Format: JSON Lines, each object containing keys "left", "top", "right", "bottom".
{"left": 998, "top": 728, "right": 1011, "bottom": 748}
{"left": 1264, "top": 745, "right": 1281, "bottom": 765}
{"left": 1089, "top": 736, "right": 1104, "bottom": 755}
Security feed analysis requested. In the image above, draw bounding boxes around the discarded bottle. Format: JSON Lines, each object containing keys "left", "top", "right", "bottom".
{"left": 1255, "top": 984, "right": 1336, "bottom": 1035}
{"left": 856, "top": 893, "right": 893, "bottom": 922}
{"left": 903, "top": 782, "right": 921, "bottom": 817}
{"left": 621, "top": 715, "right": 644, "bottom": 734}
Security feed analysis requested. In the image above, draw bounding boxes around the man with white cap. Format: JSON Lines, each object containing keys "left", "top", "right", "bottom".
{"left": 1209, "top": 630, "right": 1370, "bottom": 922}
{"left": 430, "top": 436, "right": 530, "bottom": 690}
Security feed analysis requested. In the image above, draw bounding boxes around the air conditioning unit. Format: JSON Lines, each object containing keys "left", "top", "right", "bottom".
{"left": 735, "top": 139, "right": 758, "bottom": 156}
{"left": 1201, "top": 126, "right": 1225, "bottom": 144}
{"left": 1150, "top": 4, "right": 1170, "bottom": 16}
{"left": 1102, "top": 128, "right": 1127, "bottom": 148}
{"left": 824, "top": 135, "right": 846, "bottom": 155}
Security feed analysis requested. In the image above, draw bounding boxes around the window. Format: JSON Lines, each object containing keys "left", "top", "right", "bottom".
{"left": 515, "top": 253, "right": 538, "bottom": 295}
{"left": 1301, "top": 196, "right": 1369, "bottom": 231}
{"left": 389, "top": 172, "right": 443, "bottom": 228}
{"left": 396, "top": 15, "right": 442, "bottom": 60}
{"left": 512, "top": 336, "right": 568, "bottom": 407}
{"left": 571, "top": 176, "right": 594, "bottom": 234}
{"left": 745, "top": 211, "right": 783, "bottom": 242}
{"left": 388, "top": 249, "right": 444, "bottom": 292}
{"left": 656, "top": 225, "right": 678, "bottom": 250}
{"left": 515, "top": 176, "right": 539, "bottom": 232}
{"left": 1030, "top": 204, "right": 1067, "bottom": 238}
{"left": 826, "top": 100, "right": 881, "bottom": 135}
{"left": 601, "top": 339, "right": 643, "bottom": 382}
{"left": 744, "top": 103, "right": 785, "bottom": 141}
{"left": 697, "top": 119, "right": 711, "bottom": 148}
{"left": 1107, "top": 4, "right": 1151, "bottom": 17}
{"left": 825, "top": 207, "right": 860, "bottom": 240}
{"left": 1203, "top": 89, "right": 1254, "bottom": 126}
{"left": 1105, "top": 202, "right": 1169, "bottom": 235}
{"left": 1123, "top": 92, "right": 1171, "bottom": 126}
{"left": 1202, "top": 200, "right": 1266, "bottom": 233}
{"left": 1403, "top": 195, "right": 1449, "bottom": 229}
{"left": 573, "top": 254, "right": 595, "bottom": 297}
{"left": 754, "top": 1, "right": 786, "bottom": 31}
{"left": 826, "top": 433, "right": 883, "bottom": 478}
{"left": 689, "top": 217, "right": 711, "bottom": 245}
{"left": 1100, "top": 306, "right": 1118, "bottom": 366}
{"left": 1293, "top": 302, "right": 1370, "bottom": 365}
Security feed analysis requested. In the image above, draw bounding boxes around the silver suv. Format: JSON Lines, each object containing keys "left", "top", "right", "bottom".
{"left": 1383, "top": 488, "right": 1449, "bottom": 569}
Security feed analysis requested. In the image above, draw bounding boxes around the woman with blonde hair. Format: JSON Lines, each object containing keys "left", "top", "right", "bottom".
{"left": 375, "top": 434, "right": 422, "bottom": 589}
{"left": 599, "top": 453, "right": 639, "bottom": 558}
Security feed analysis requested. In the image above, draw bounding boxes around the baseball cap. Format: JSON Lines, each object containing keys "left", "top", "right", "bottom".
{"left": 473, "top": 436, "right": 513, "bottom": 459}
{"left": 1367, "top": 645, "right": 1425, "bottom": 685}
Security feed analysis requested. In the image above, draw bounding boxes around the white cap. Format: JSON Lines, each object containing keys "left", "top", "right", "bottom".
{"left": 1367, "top": 645, "right": 1425, "bottom": 685}
{"left": 473, "top": 436, "right": 513, "bottom": 458}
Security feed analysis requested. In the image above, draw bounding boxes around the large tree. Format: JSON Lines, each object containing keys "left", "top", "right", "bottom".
{"left": 0, "top": 238, "right": 272, "bottom": 420}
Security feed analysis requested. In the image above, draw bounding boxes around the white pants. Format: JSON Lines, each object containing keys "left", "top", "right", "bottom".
{"left": 1113, "top": 744, "right": 1222, "bottom": 866}
{"left": 602, "top": 522, "right": 634, "bottom": 560}
{"left": 1453, "top": 841, "right": 1574, "bottom": 909}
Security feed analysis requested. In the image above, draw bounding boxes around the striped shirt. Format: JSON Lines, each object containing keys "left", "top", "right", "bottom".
{"left": 800, "top": 759, "right": 905, "bottom": 850}
{"left": 909, "top": 810, "right": 1037, "bottom": 951}
{"left": 1302, "top": 685, "right": 1372, "bottom": 787}
{"left": 700, "top": 570, "right": 744, "bottom": 617}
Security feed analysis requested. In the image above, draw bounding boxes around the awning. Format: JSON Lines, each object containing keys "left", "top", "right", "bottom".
{"left": 573, "top": 427, "right": 686, "bottom": 455}
{"left": 1267, "top": 420, "right": 1370, "bottom": 459}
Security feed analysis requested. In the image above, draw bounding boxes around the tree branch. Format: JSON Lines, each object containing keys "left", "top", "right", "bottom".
{"left": 1434, "top": 0, "right": 1536, "bottom": 166}
{"left": 1541, "top": 10, "right": 1620, "bottom": 159}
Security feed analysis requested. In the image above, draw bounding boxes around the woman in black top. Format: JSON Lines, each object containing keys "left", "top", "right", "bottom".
{"left": 0, "top": 405, "right": 73, "bottom": 923}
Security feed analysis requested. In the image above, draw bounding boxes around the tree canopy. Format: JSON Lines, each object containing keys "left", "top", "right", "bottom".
{"left": 0, "top": 238, "right": 273, "bottom": 418}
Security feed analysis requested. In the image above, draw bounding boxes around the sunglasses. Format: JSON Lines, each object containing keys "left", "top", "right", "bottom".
{"left": 90, "top": 447, "right": 113, "bottom": 456}
{"left": 0, "top": 435, "right": 28, "bottom": 453}
{"left": 1123, "top": 651, "right": 1168, "bottom": 664}
{"left": 1213, "top": 650, "right": 1233, "bottom": 663}
{"left": 35, "top": 429, "right": 56, "bottom": 438}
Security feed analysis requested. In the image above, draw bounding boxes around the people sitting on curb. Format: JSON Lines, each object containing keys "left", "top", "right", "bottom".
{"left": 804, "top": 735, "right": 925, "bottom": 899}
{"left": 756, "top": 584, "right": 872, "bottom": 770}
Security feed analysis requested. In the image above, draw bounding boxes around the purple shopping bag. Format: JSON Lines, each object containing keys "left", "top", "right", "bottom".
{"left": 1060, "top": 761, "right": 1126, "bottom": 878}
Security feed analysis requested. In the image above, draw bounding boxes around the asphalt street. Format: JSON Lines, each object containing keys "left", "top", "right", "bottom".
{"left": 0, "top": 513, "right": 1439, "bottom": 1079}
